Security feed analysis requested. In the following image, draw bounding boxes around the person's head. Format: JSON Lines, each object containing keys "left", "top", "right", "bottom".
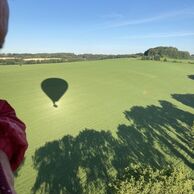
{"left": 0, "top": 0, "right": 9, "bottom": 48}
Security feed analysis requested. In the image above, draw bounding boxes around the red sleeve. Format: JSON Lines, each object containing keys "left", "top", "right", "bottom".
{"left": 0, "top": 100, "right": 28, "bottom": 172}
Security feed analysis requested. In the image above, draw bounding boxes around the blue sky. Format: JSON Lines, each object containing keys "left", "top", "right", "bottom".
{"left": 2, "top": 0, "right": 194, "bottom": 54}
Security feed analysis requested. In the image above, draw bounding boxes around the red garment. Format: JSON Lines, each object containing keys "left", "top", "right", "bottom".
{"left": 0, "top": 100, "right": 28, "bottom": 172}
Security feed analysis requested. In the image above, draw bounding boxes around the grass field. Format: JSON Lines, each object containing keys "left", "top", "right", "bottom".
{"left": 0, "top": 58, "right": 194, "bottom": 193}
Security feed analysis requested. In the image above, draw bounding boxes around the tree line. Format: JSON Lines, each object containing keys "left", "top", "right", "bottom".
{"left": 0, "top": 53, "right": 143, "bottom": 65}
{"left": 0, "top": 47, "right": 193, "bottom": 65}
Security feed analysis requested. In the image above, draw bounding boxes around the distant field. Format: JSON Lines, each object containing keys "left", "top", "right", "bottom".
{"left": 0, "top": 58, "right": 194, "bottom": 194}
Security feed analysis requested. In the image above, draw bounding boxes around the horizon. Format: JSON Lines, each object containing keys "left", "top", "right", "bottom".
{"left": 0, "top": 46, "right": 193, "bottom": 56}
{"left": 1, "top": 0, "right": 194, "bottom": 54}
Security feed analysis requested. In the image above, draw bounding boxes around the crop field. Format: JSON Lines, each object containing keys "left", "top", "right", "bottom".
{"left": 0, "top": 58, "right": 194, "bottom": 194}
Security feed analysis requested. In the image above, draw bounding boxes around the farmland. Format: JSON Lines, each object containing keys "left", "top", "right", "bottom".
{"left": 0, "top": 58, "right": 194, "bottom": 193}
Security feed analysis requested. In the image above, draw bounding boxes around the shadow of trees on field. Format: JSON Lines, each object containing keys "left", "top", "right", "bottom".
{"left": 171, "top": 74, "right": 194, "bottom": 109}
{"left": 172, "top": 94, "right": 194, "bottom": 109}
{"left": 32, "top": 99, "right": 194, "bottom": 194}
{"left": 123, "top": 101, "right": 194, "bottom": 168}
{"left": 188, "top": 75, "right": 194, "bottom": 80}
{"left": 32, "top": 131, "right": 117, "bottom": 194}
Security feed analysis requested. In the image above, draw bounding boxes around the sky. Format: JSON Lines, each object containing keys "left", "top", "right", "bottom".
{"left": 1, "top": 0, "right": 194, "bottom": 54}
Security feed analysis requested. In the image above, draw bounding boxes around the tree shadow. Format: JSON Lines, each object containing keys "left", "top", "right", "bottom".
{"left": 41, "top": 78, "right": 68, "bottom": 108}
{"left": 32, "top": 130, "right": 117, "bottom": 194}
{"left": 172, "top": 94, "right": 194, "bottom": 109}
{"left": 171, "top": 74, "right": 194, "bottom": 112}
{"left": 188, "top": 75, "right": 194, "bottom": 80}
{"left": 32, "top": 99, "right": 194, "bottom": 194}
{"left": 122, "top": 101, "right": 194, "bottom": 168}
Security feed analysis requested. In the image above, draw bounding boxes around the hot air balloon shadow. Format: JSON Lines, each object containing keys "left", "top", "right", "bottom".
{"left": 41, "top": 78, "right": 68, "bottom": 108}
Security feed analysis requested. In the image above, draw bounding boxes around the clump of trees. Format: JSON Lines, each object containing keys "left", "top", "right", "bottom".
{"left": 109, "top": 163, "right": 194, "bottom": 194}
{"left": 0, "top": 58, "right": 22, "bottom": 65}
{"left": 144, "top": 46, "right": 190, "bottom": 59}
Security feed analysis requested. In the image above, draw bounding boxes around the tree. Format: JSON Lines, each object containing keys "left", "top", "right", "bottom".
{"left": 144, "top": 47, "right": 190, "bottom": 59}
{"left": 109, "top": 163, "right": 194, "bottom": 194}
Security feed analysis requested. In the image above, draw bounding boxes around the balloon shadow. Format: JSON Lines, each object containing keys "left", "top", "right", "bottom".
{"left": 41, "top": 78, "right": 68, "bottom": 107}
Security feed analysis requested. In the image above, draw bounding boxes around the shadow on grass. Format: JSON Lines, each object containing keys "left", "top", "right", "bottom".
{"left": 32, "top": 100, "right": 194, "bottom": 194}
{"left": 188, "top": 75, "right": 194, "bottom": 80}
{"left": 172, "top": 94, "right": 194, "bottom": 109}
{"left": 41, "top": 78, "right": 68, "bottom": 108}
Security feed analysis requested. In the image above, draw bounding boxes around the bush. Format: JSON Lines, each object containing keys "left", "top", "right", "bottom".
{"left": 109, "top": 163, "right": 194, "bottom": 194}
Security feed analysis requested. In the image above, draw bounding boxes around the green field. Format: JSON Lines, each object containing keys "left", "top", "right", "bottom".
{"left": 0, "top": 58, "right": 194, "bottom": 194}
